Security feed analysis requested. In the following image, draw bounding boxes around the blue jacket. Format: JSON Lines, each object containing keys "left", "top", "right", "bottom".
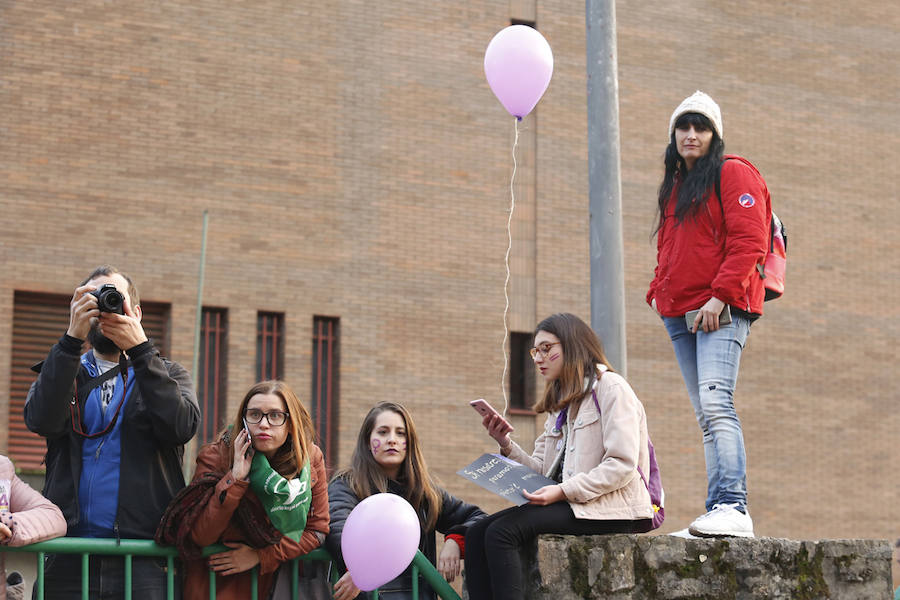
{"left": 71, "top": 352, "right": 133, "bottom": 537}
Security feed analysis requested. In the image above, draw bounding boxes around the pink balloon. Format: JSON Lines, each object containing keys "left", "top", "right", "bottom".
{"left": 484, "top": 25, "right": 554, "bottom": 119}
{"left": 341, "top": 493, "right": 421, "bottom": 591}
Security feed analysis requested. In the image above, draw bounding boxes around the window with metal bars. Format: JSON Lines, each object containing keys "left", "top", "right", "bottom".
{"left": 256, "top": 312, "right": 285, "bottom": 381}
{"left": 509, "top": 331, "right": 536, "bottom": 412}
{"left": 198, "top": 307, "right": 228, "bottom": 444}
{"left": 311, "top": 316, "right": 339, "bottom": 470}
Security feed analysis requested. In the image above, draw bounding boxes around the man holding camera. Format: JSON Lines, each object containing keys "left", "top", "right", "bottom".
{"left": 25, "top": 265, "right": 200, "bottom": 599}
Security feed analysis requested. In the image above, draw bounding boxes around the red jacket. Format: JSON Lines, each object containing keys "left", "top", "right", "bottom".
{"left": 647, "top": 155, "right": 771, "bottom": 317}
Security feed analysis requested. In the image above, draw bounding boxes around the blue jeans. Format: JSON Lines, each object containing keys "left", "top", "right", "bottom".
{"left": 663, "top": 314, "right": 751, "bottom": 512}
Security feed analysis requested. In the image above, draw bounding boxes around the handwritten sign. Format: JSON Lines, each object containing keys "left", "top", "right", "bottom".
{"left": 457, "top": 453, "right": 556, "bottom": 506}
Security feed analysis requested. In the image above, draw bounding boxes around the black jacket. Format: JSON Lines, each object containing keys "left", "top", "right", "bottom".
{"left": 25, "top": 334, "right": 200, "bottom": 540}
{"left": 326, "top": 475, "right": 485, "bottom": 600}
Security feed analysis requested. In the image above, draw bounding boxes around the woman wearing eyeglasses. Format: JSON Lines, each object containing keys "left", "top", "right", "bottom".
{"left": 464, "top": 313, "right": 655, "bottom": 600}
{"left": 326, "top": 402, "right": 486, "bottom": 600}
{"left": 158, "top": 380, "right": 329, "bottom": 600}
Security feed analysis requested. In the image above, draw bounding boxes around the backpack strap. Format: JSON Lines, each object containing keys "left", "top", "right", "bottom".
{"left": 70, "top": 353, "right": 130, "bottom": 439}
{"left": 717, "top": 157, "right": 774, "bottom": 278}
{"left": 77, "top": 363, "right": 122, "bottom": 398}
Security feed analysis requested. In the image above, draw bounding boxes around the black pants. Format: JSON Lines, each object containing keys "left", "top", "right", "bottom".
{"left": 37, "top": 554, "right": 180, "bottom": 600}
{"left": 464, "top": 502, "right": 650, "bottom": 600}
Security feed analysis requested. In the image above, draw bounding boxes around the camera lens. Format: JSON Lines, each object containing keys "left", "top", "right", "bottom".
{"left": 93, "top": 285, "right": 125, "bottom": 314}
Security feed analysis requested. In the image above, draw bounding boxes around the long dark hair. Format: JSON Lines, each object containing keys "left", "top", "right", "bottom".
{"left": 653, "top": 112, "right": 725, "bottom": 237}
{"left": 335, "top": 402, "right": 442, "bottom": 531}
{"left": 226, "top": 380, "right": 315, "bottom": 479}
{"left": 532, "top": 313, "right": 614, "bottom": 414}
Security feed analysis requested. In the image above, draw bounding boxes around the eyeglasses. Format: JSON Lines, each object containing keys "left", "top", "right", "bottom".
{"left": 529, "top": 341, "right": 561, "bottom": 359}
{"left": 244, "top": 409, "right": 289, "bottom": 426}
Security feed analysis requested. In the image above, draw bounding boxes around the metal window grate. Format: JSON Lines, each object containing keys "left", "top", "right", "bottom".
{"left": 198, "top": 308, "right": 228, "bottom": 444}
{"left": 311, "top": 316, "right": 339, "bottom": 471}
{"left": 256, "top": 312, "right": 285, "bottom": 381}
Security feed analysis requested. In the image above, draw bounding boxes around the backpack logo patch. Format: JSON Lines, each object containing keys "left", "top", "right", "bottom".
{"left": 738, "top": 193, "right": 756, "bottom": 208}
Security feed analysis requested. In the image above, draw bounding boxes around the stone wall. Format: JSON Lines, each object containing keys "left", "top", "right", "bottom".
{"left": 464, "top": 534, "right": 893, "bottom": 599}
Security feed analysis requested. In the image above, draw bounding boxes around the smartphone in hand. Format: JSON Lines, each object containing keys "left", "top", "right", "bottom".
{"left": 470, "top": 399, "right": 500, "bottom": 419}
{"left": 242, "top": 418, "right": 253, "bottom": 457}
{"left": 685, "top": 305, "right": 732, "bottom": 330}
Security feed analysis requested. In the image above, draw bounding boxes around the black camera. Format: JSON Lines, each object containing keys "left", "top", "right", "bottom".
{"left": 90, "top": 284, "right": 125, "bottom": 314}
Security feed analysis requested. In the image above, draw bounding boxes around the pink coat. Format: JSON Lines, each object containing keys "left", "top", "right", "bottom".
{"left": 0, "top": 455, "right": 67, "bottom": 596}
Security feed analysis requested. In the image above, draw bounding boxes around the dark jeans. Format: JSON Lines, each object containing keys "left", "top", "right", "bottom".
{"left": 464, "top": 502, "right": 651, "bottom": 600}
{"left": 37, "top": 554, "right": 180, "bottom": 600}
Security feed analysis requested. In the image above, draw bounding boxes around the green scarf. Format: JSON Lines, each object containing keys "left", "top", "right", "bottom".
{"left": 248, "top": 452, "right": 312, "bottom": 542}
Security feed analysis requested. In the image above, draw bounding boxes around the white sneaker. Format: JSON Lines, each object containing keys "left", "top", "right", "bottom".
{"left": 688, "top": 503, "right": 754, "bottom": 538}
{"left": 668, "top": 528, "right": 700, "bottom": 539}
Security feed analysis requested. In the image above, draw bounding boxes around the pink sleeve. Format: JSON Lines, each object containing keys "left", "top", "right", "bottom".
{"left": 2, "top": 472, "right": 67, "bottom": 547}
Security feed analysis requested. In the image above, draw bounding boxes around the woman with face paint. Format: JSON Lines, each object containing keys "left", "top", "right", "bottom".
{"left": 157, "top": 380, "right": 330, "bottom": 600}
{"left": 326, "top": 402, "right": 486, "bottom": 600}
{"left": 648, "top": 91, "right": 771, "bottom": 538}
{"left": 465, "top": 313, "right": 655, "bottom": 600}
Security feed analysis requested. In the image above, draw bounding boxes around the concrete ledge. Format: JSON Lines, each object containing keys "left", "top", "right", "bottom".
{"left": 468, "top": 534, "right": 893, "bottom": 599}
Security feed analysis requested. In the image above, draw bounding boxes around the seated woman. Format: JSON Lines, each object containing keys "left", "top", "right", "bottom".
{"left": 327, "top": 402, "right": 485, "bottom": 600}
{"left": 0, "top": 454, "right": 67, "bottom": 599}
{"left": 465, "top": 313, "right": 655, "bottom": 600}
{"left": 158, "top": 380, "right": 329, "bottom": 600}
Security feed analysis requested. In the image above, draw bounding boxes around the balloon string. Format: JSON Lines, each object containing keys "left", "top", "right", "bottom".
{"left": 501, "top": 117, "right": 519, "bottom": 417}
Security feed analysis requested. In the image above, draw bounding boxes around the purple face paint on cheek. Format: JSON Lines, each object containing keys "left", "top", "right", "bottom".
{"left": 371, "top": 439, "right": 381, "bottom": 455}
{"left": 548, "top": 353, "right": 560, "bottom": 362}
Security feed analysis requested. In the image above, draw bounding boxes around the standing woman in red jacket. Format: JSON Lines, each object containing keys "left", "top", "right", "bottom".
{"left": 647, "top": 91, "right": 770, "bottom": 538}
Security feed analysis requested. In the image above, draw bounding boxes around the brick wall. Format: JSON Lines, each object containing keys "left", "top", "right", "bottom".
{"left": 0, "top": 0, "right": 896, "bottom": 554}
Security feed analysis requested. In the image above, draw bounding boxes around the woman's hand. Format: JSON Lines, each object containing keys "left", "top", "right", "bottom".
{"left": 333, "top": 571, "right": 362, "bottom": 600}
{"left": 437, "top": 538, "right": 461, "bottom": 582}
{"left": 0, "top": 522, "right": 11, "bottom": 544}
{"left": 231, "top": 429, "right": 254, "bottom": 481}
{"left": 207, "top": 542, "right": 260, "bottom": 575}
{"left": 693, "top": 296, "right": 726, "bottom": 333}
{"left": 651, "top": 297, "right": 660, "bottom": 316}
{"left": 482, "top": 413, "right": 514, "bottom": 452}
{"left": 523, "top": 485, "right": 566, "bottom": 506}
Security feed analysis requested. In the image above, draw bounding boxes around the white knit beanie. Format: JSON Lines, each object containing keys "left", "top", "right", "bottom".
{"left": 668, "top": 91, "right": 723, "bottom": 140}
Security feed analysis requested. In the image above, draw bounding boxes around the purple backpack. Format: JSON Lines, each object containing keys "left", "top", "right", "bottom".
{"left": 592, "top": 389, "right": 665, "bottom": 530}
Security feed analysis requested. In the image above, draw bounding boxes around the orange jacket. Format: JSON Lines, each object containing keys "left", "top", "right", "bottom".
{"left": 182, "top": 441, "right": 329, "bottom": 600}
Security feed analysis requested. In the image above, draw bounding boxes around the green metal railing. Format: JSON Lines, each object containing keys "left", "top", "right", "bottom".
{"left": 1, "top": 538, "right": 462, "bottom": 600}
